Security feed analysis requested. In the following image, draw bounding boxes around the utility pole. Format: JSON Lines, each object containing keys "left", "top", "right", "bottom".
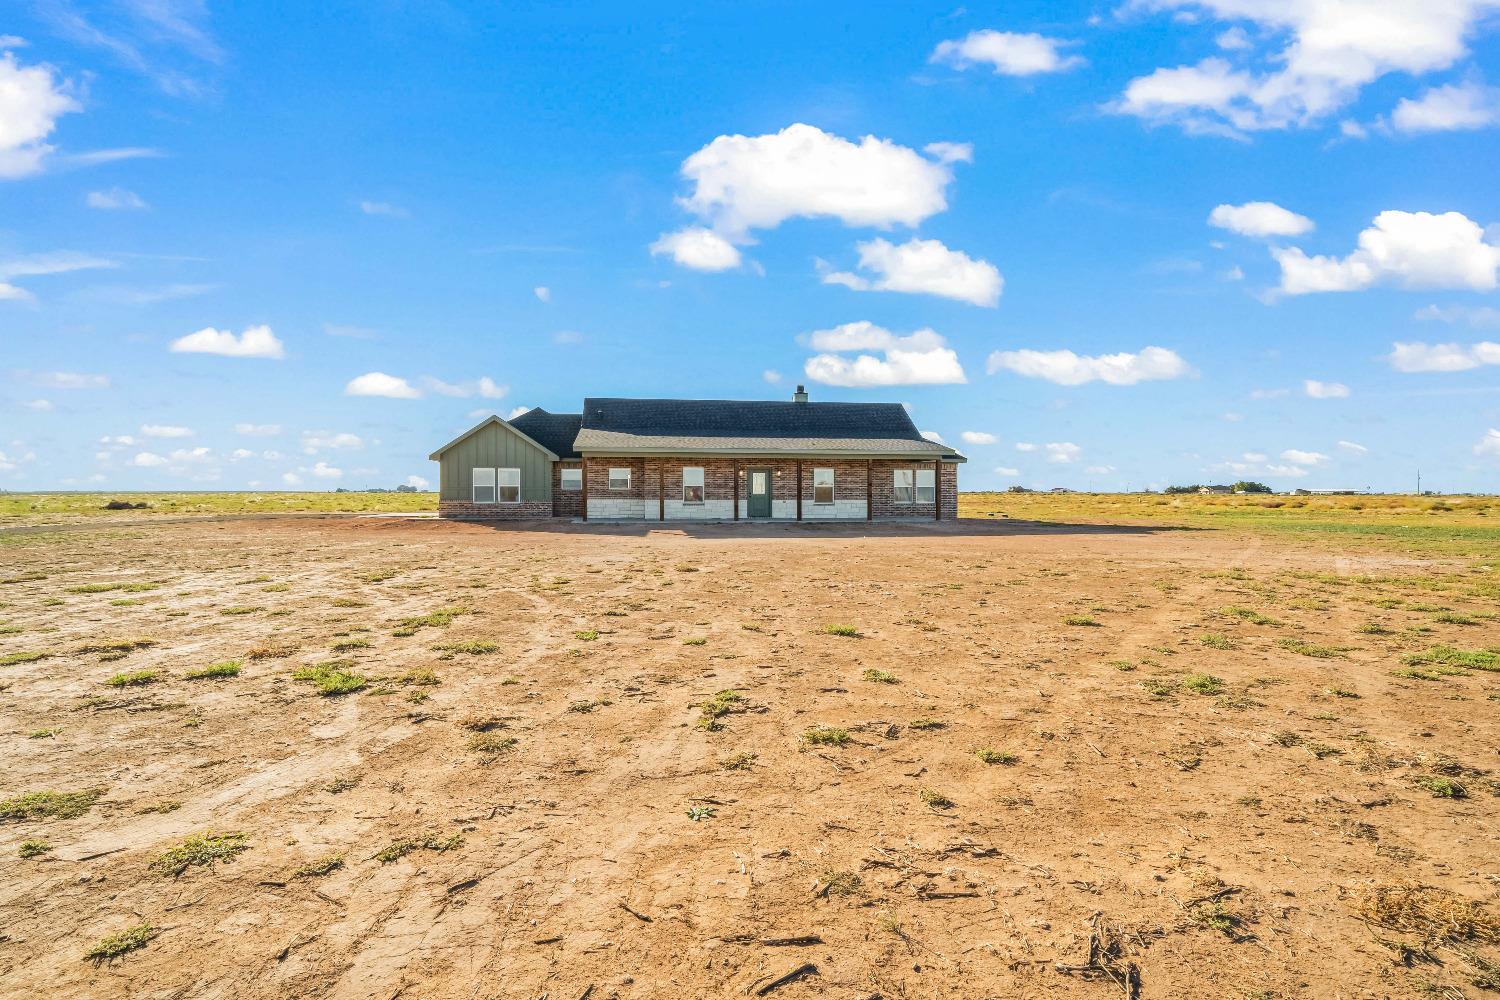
{"left": 1416, "top": 469, "right": 1421, "bottom": 496}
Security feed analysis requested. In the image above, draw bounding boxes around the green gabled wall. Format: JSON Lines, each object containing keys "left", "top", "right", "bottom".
{"left": 436, "top": 420, "right": 554, "bottom": 502}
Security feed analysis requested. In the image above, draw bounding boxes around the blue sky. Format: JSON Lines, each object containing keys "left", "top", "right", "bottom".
{"left": 3, "top": 0, "right": 1500, "bottom": 493}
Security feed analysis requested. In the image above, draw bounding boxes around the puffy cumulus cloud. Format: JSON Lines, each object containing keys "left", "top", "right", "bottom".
{"left": 1015, "top": 442, "right": 1037, "bottom": 452}
{"left": 994, "top": 465, "right": 1021, "bottom": 476}
{"left": 921, "top": 430, "right": 948, "bottom": 444}
{"left": 671, "top": 123, "right": 961, "bottom": 241}
{"left": 533, "top": 286, "right": 550, "bottom": 302}
{"left": 506, "top": 406, "right": 530, "bottom": 420}
{"left": 1085, "top": 465, "right": 1116, "bottom": 475}
{"left": 169, "top": 324, "right": 285, "bottom": 359}
{"left": 1387, "top": 339, "right": 1500, "bottom": 372}
{"left": 1208, "top": 201, "right": 1313, "bottom": 237}
{"left": 1415, "top": 303, "right": 1500, "bottom": 328}
{"left": 140, "top": 424, "right": 191, "bottom": 438}
{"left": 1390, "top": 80, "right": 1500, "bottom": 133}
{"left": 1338, "top": 440, "right": 1369, "bottom": 454}
{"left": 0, "top": 51, "right": 80, "bottom": 179}
{"left": 19, "top": 398, "right": 52, "bottom": 411}
{"left": 345, "top": 372, "right": 420, "bottom": 399}
{"left": 649, "top": 227, "right": 742, "bottom": 272}
{"left": 86, "top": 187, "right": 147, "bottom": 210}
{"left": 234, "top": 423, "right": 281, "bottom": 436}
{"left": 762, "top": 369, "right": 782, "bottom": 384}
{"left": 167, "top": 447, "right": 211, "bottom": 464}
{"left": 405, "top": 474, "right": 430, "bottom": 490}
{"left": 230, "top": 448, "right": 254, "bottom": 460}
{"left": 985, "top": 345, "right": 1190, "bottom": 386}
{"left": 131, "top": 451, "right": 167, "bottom": 467}
{"left": 930, "top": 29, "right": 1084, "bottom": 76}
{"left": 1273, "top": 211, "right": 1500, "bottom": 294}
{"left": 1044, "top": 442, "right": 1081, "bottom": 464}
{"left": 802, "top": 323, "right": 967, "bottom": 388}
{"left": 420, "top": 375, "right": 507, "bottom": 399}
{"left": 1303, "top": 379, "right": 1350, "bottom": 398}
{"left": 281, "top": 471, "right": 302, "bottom": 486}
{"left": 1280, "top": 449, "right": 1329, "bottom": 465}
{"left": 1475, "top": 428, "right": 1500, "bottom": 457}
{"left": 311, "top": 461, "right": 342, "bottom": 479}
{"left": 301, "top": 430, "right": 363, "bottom": 452}
{"left": 822, "top": 237, "right": 1002, "bottom": 307}
{"left": 1113, "top": 1, "right": 1500, "bottom": 135}
{"left": 961, "top": 431, "right": 997, "bottom": 445}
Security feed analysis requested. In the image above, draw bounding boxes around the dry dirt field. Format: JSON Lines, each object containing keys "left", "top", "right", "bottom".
{"left": 1, "top": 513, "right": 1497, "bottom": 999}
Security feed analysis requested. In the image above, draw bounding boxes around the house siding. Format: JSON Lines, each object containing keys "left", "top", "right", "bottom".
{"left": 438, "top": 421, "right": 554, "bottom": 504}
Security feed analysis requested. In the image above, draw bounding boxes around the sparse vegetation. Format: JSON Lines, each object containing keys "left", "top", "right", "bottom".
{"left": 84, "top": 924, "right": 156, "bottom": 963}
{"left": 374, "top": 833, "right": 462, "bottom": 863}
{"left": 149, "top": 832, "right": 250, "bottom": 877}
{"left": 975, "top": 748, "right": 1018, "bottom": 765}
{"left": 18, "top": 839, "right": 51, "bottom": 858}
{"left": 293, "top": 854, "right": 345, "bottom": 878}
{"left": 105, "top": 669, "right": 159, "bottom": 687}
{"left": 292, "top": 661, "right": 367, "bottom": 696}
{"left": 0, "top": 788, "right": 104, "bottom": 821}
{"left": 803, "top": 726, "right": 850, "bottom": 746}
{"left": 185, "top": 660, "right": 241, "bottom": 680}
{"left": 862, "top": 667, "right": 898, "bottom": 684}
{"left": 823, "top": 623, "right": 861, "bottom": 637}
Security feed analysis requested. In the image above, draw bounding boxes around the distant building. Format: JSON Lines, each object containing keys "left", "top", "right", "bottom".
{"left": 1293, "top": 489, "right": 1366, "bottom": 496}
{"left": 1198, "top": 485, "right": 1232, "bottom": 495}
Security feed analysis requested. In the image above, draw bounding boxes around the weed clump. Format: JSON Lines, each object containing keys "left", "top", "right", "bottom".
{"left": 0, "top": 651, "right": 48, "bottom": 666}
{"left": 149, "top": 832, "right": 249, "bottom": 877}
{"left": 1183, "top": 673, "right": 1224, "bottom": 695}
{"left": 394, "top": 607, "right": 468, "bottom": 637}
{"left": 19, "top": 839, "right": 51, "bottom": 858}
{"left": 862, "top": 668, "right": 898, "bottom": 684}
{"left": 292, "top": 661, "right": 366, "bottom": 696}
{"left": 976, "top": 748, "right": 1019, "bottom": 765}
{"left": 375, "top": 833, "right": 462, "bottom": 863}
{"left": 1354, "top": 884, "right": 1500, "bottom": 943}
{"left": 0, "top": 788, "right": 103, "bottom": 821}
{"left": 697, "top": 689, "right": 744, "bottom": 731}
{"left": 84, "top": 924, "right": 156, "bottom": 963}
{"left": 804, "top": 726, "right": 850, "bottom": 747}
{"left": 293, "top": 854, "right": 345, "bottom": 878}
{"left": 185, "top": 661, "right": 241, "bottom": 680}
{"left": 823, "top": 624, "right": 861, "bottom": 638}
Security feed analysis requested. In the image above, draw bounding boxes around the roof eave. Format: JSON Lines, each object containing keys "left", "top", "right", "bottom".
{"left": 428, "top": 415, "right": 561, "bottom": 461}
{"left": 578, "top": 446, "right": 965, "bottom": 463}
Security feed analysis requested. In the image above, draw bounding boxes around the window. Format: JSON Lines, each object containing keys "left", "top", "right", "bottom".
{"left": 813, "top": 468, "right": 834, "bottom": 504}
{"left": 472, "top": 467, "right": 496, "bottom": 504}
{"left": 916, "top": 468, "right": 936, "bottom": 503}
{"left": 609, "top": 467, "right": 631, "bottom": 491}
{"left": 683, "top": 466, "right": 704, "bottom": 503}
{"left": 497, "top": 467, "right": 520, "bottom": 503}
{"left": 560, "top": 467, "right": 582, "bottom": 491}
{"left": 892, "top": 468, "right": 914, "bottom": 504}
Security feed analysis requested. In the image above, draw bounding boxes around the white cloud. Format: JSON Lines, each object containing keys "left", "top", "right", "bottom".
{"left": 822, "top": 237, "right": 1002, "bottom": 307}
{"left": 0, "top": 251, "right": 117, "bottom": 302}
{"left": 1391, "top": 80, "right": 1500, "bottom": 133}
{"left": 311, "top": 461, "right": 342, "bottom": 480}
{"left": 32, "top": 370, "right": 109, "bottom": 389}
{"left": 230, "top": 448, "right": 254, "bottom": 460}
{"left": 1208, "top": 201, "right": 1313, "bottom": 237}
{"left": 802, "top": 323, "right": 967, "bottom": 387}
{"left": 1475, "top": 428, "right": 1500, "bottom": 458}
{"left": 1303, "top": 379, "right": 1350, "bottom": 398}
{"left": 345, "top": 372, "right": 421, "bottom": 399}
{"left": 1044, "top": 442, "right": 1081, "bottom": 464}
{"left": 261, "top": 450, "right": 282, "bottom": 460}
{"left": 922, "top": 141, "right": 973, "bottom": 164}
{"left": 99, "top": 435, "right": 135, "bottom": 447}
{"left": 994, "top": 466, "right": 1020, "bottom": 476}
{"left": 1243, "top": 452, "right": 1268, "bottom": 462}
{"left": 1249, "top": 387, "right": 1289, "bottom": 399}
{"left": 131, "top": 451, "right": 167, "bottom": 467}
{"left": 921, "top": 430, "right": 947, "bottom": 444}
{"left": 961, "top": 431, "right": 997, "bottom": 445}
{"left": 1114, "top": 1, "right": 1499, "bottom": 135}
{"left": 1085, "top": 465, "right": 1116, "bottom": 475}
{"left": 1338, "top": 440, "right": 1368, "bottom": 454}
{"left": 0, "top": 51, "right": 80, "bottom": 179}
{"left": 169, "top": 324, "right": 286, "bottom": 359}
{"left": 671, "top": 123, "right": 961, "bottom": 241}
{"left": 19, "top": 398, "right": 52, "bottom": 411}
{"left": 986, "top": 345, "right": 1190, "bottom": 386}
{"left": 1415, "top": 303, "right": 1500, "bottom": 328}
{"left": 1280, "top": 448, "right": 1328, "bottom": 465}
{"left": 281, "top": 472, "right": 303, "bottom": 486}
{"left": 167, "top": 447, "right": 211, "bottom": 464}
{"left": 359, "top": 200, "right": 408, "bottom": 218}
{"left": 533, "top": 285, "right": 551, "bottom": 302}
{"left": 930, "top": 29, "right": 1084, "bottom": 76}
{"left": 1015, "top": 442, "right": 1037, "bottom": 452}
{"left": 762, "top": 369, "right": 783, "bottom": 384}
{"left": 405, "top": 474, "right": 430, "bottom": 490}
{"left": 1387, "top": 339, "right": 1500, "bottom": 372}
{"left": 420, "top": 376, "right": 508, "bottom": 399}
{"left": 140, "top": 424, "right": 191, "bottom": 438}
{"left": 1274, "top": 211, "right": 1500, "bottom": 294}
{"left": 234, "top": 423, "right": 281, "bottom": 436}
{"left": 649, "top": 226, "right": 743, "bottom": 271}
{"left": 86, "top": 187, "right": 147, "bottom": 210}
{"left": 1265, "top": 464, "right": 1309, "bottom": 477}
{"left": 301, "top": 431, "right": 363, "bottom": 452}
{"left": 506, "top": 405, "right": 530, "bottom": 420}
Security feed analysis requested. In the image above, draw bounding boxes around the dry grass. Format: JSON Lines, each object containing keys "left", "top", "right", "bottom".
{"left": 1354, "top": 885, "right": 1500, "bottom": 943}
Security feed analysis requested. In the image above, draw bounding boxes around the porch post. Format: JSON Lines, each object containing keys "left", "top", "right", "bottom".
{"left": 658, "top": 459, "right": 664, "bottom": 521}
{"left": 795, "top": 460, "right": 803, "bottom": 520}
{"left": 581, "top": 457, "right": 588, "bottom": 521}
{"left": 866, "top": 458, "right": 873, "bottom": 522}
{"left": 934, "top": 459, "right": 942, "bottom": 521}
{"left": 732, "top": 460, "right": 739, "bottom": 520}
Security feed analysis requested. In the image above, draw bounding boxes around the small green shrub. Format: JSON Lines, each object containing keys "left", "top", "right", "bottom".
{"left": 0, "top": 788, "right": 102, "bottom": 820}
{"left": 291, "top": 661, "right": 366, "bottom": 696}
{"left": 185, "top": 661, "right": 241, "bottom": 680}
{"left": 975, "top": 748, "right": 1018, "bottom": 765}
{"left": 862, "top": 668, "right": 898, "bottom": 684}
{"left": 1183, "top": 673, "right": 1224, "bottom": 695}
{"left": 803, "top": 726, "right": 850, "bottom": 747}
{"left": 105, "top": 669, "right": 159, "bottom": 688}
{"left": 84, "top": 924, "right": 156, "bottom": 962}
{"left": 823, "top": 624, "right": 861, "bottom": 637}
{"left": 149, "top": 832, "right": 250, "bottom": 877}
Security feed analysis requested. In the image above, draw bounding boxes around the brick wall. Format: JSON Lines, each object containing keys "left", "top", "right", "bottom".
{"left": 585, "top": 458, "right": 645, "bottom": 519}
{"left": 438, "top": 500, "right": 553, "bottom": 520}
{"left": 552, "top": 461, "right": 584, "bottom": 518}
{"left": 869, "top": 459, "right": 952, "bottom": 520}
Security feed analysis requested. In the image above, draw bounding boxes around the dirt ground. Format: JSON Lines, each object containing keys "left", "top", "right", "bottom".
{"left": 1, "top": 515, "right": 1497, "bottom": 999}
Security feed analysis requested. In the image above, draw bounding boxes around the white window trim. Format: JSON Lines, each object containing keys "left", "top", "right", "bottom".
{"left": 915, "top": 468, "right": 936, "bottom": 504}
{"left": 893, "top": 468, "right": 915, "bottom": 504}
{"left": 473, "top": 467, "right": 496, "bottom": 504}
{"left": 559, "top": 467, "right": 582, "bottom": 491}
{"left": 608, "top": 467, "right": 631, "bottom": 491}
{"left": 812, "top": 467, "right": 835, "bottom": 505}
{"left": 497, "top": 467, "right": 521, "bottom": 504}
{"left": 682, "top": 466, "right": 705, "bottom": 504}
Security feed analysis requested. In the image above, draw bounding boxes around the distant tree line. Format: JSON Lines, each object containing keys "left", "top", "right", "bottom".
{"left": 1164, "top": 481, "right": 1272, "bottom": 494}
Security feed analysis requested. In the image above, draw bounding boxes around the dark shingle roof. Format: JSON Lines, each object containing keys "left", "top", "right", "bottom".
{"left": 508, "top": 407, "right": 583, "bottom": 459}
{"left": 573, "top": 397, "right": 962, "bottom": 460}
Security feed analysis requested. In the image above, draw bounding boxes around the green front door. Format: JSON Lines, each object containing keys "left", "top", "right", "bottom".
{"left": 747, "top": 467, "right": 772, "bottom": 517}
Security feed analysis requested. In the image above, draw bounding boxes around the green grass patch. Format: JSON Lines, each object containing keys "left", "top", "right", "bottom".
{"left": 292, "top": 854, "right": 345, "bottom": 878}
{"left": 435, "top": 640, "right": 499, "bottom": 655}
{"left": 574, "top": 629, "right": 599, "bottom": 641}
{"left": 0, "top": 650, "right": 48, "bottom": 666}
{"left": 1278, "top": 637, "right": 1348, "bottom": 658}
{"left": 374, "top": 832, "right": 462, "bottom": 863}
{"left": 84, "top": 924, "right": 156, "bottom": 963}
{"left": 104, "top": 669, "right": 159, "bottom": 688}
{"left": 292, "top": 661, "right": 367, "bottom": 696}
{"left": 148, "top": 832, "right": 249, "bottom": 877}
{"left": 822, "top": 624, "right": 861, "bottom": 637}
{"left": 697, "top": 689, "right": 744, "bottom": 730}
{"left": 1414, "top": 775, "right": 1467, "bottom": 798}
{"left": 975, "top": 748, "right": 1019, "bottom": 765}
{"left": 1405, "top": 645, "right": 1498, "bottom": 672}
{"left": 1222, "top": 606, "right": 1280, "bottom": 626}
{"left": 393, "top": 606, "right": 469, "bottom": 636}
{"left": 18, "top": 839, "right": 51, "bottom": 858}
{"left": 331, "top": 638, "right": 371, "bottom": 652}
{"left": 862, "top": 668, "right": 899, "bottom": 684}
{"left": 1200, "top": 633, "right": 1235, "bottom": 650}
{"left": 1183, "top": 673, "right": 1224, "bottom": 695}
{"left": 803, "top": 726, "right": 850, "bottom": 746}
{"left": 1064, "top": 615, "right": 1101, "bottom": 627}
{"left": 184, "top": 661, "right": 241, "bottom": 680}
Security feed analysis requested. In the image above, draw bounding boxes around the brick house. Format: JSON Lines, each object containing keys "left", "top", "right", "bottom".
{"left": 429, "top": 387, "right": 964, "bottom": 522}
